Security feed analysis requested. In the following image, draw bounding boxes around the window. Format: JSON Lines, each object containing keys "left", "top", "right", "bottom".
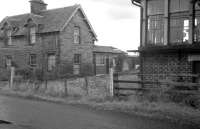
{"left": 170, "top": 18, "right": 189, "bottom": 44}
{"left": 29, "top": 54, "right": 37, "bottom": 66}
{"left": 74, "top": 54, "right": 81, "bottom": 64}
{"left": 147, "top": 15, "right": 164, "bottom": 45}
{"left": 30, "top": 27, "right": 36, "bottom": 44}
{"left": 5, "top": 56, "right": 12, "bottom": 68}
{"left": 96, "top": 55, "right": 105, "bottom": 65}
{"left": 147, "top": 0, "right": 164, "bottom": 15}
{"left": 194, "top": 18, "right": 200, "bottom": 42}
{"left": 47, "top": 54, "right": 56, "bottom": 71}
{"left": 6, "top": 30, "right": 12, "bottom": 46}
{"left": 170, "top": 0, "right": 189, "bottom": 13}
{"left": 74, "top": 26, "right": 80, "bottom": 44}
{"left": 195, "top": 5, "right": 200, "bottom": 42}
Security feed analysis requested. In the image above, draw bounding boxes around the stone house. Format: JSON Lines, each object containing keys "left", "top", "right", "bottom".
{"left": 131, "top": 0, "right": 200, "bottom": 83}
{"left": 0, "top": 0, "right": 126, "bottom": 79}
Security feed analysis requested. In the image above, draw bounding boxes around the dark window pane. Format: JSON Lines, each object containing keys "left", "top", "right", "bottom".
{"left": 74, "top": 54, "right": 81, "bottom": 64}
{"left": 48, "top": 54, "right": 56, "bottom": 71}
{"left": 29, "top": 54, "right": 37, "bottom": 66}
{"left": 170, "top": 18, "right": 189, "bottom": 44}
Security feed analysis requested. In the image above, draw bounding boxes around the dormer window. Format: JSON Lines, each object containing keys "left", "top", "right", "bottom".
{"left": 30, "top": 27, "right": 36, "bottom": 44}
{"left": 5, "top": 55, "right": 12, "bottom": 68}
{"left": 6, "top": 30, "right": 12, "bottom": 46}
{"left": 74, "top": 26, "right": 80, "bottom": 44}
{"left": 2, "top": 22, "right": 12, "bottom": 46}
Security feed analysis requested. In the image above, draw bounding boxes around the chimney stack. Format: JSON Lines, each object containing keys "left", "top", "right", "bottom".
{"left": 30, "top": 0, "right": 47, "bottom": 14}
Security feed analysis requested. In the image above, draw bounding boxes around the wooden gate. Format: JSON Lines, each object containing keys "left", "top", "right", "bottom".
{"left": 113, "top": 73, "right": 200, "bottom": 97}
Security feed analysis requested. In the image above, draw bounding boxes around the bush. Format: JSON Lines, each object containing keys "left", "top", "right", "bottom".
{"left": 15, "top": 68, "right": 44, "bottom": 81}
{"left": 16, "top": 68, "right": 33, "bottom": 80}
{"left": 34, "top": 69, "right": 44, "bottom": 81}
{"left": 184, "top": 95, "right": 200, "bottom": 109}
{"left": 0, "top": 70, "right": 10, "bottom": 81}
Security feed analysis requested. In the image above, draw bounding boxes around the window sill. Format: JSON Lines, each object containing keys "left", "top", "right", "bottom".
{"left": 73, "top": 43, "right": 81, "bottom": 45}
{"left": 73, "top": 63, "right": 81, "bottom": 65}
{"left": 25, "top": 44, "right": 36, "bottom": 46}
{"left": 30, "top": 64, "right": 37, "bottom": 67}
{"left": 96, "top": 64, "right": 105, "bottom": 66}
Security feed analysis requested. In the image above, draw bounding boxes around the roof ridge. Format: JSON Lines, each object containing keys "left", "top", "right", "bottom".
{"left": 41, "top": 4, "right": 79, "bottom": 13}
{"left": 6, "top": 13, "right": 29, "bottom": 18}
{"left": 4, "top": 4, "right": 78, "bottom": 19}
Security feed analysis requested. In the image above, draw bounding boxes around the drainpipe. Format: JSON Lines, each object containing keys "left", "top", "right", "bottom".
{"left": 131, "top": 0, "right": 142, "bottom": 8}
{"left": 131, "top": 0, "right": 144, "bottom": 87}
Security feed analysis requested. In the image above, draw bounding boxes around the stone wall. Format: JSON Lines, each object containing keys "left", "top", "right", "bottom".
{"left": 6, "top": 75, "right": 111, "bottom": 98}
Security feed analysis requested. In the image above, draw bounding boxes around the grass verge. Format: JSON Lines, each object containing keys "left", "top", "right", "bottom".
{"left": 0, "top": 88, "right": 199, "bottom": 128}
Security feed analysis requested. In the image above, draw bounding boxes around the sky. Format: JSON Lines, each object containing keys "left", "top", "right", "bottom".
{"left": 0, "top": 0, "right": 140, "bottom": 52}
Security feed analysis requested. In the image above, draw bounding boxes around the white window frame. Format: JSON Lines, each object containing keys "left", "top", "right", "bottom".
{"left": 7, "top": 30, "right": 12, "bottom": 46}
{"left": 29, "top": 54, "right": 37, "bottom": 66}
{"left": 170, "top": 17, "right": 189, "bottom": 44}
{"left": 147, "top": 15, "right": 164, "bottom": 45}
{"left": 30, "top": 27, "right": 36, "bottom": 44}
{"left": 96, "top": 55, "right": 106, "bottom": 66}
{"left": 74, "top": 26, "right": 80, "bottom": 44}
{"left": 5, "top": 56, "right": 12, "bottom": 68}
{"left": 47, "top": 54, "right": 56, "bottom": 71}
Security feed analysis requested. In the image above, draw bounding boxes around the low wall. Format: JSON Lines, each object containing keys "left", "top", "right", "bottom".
{"left": 1, "top": 75, "right": 112, "bottom": 98}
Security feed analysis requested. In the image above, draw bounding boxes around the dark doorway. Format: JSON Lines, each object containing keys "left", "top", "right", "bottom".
{"left": 106, "top": 58, "right": 109, "bottom": 74}
{"left": 193, "top": 61, "right": 200, "bottom": 82}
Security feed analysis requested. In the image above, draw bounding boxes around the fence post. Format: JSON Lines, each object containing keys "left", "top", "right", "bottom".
{"left": 85, "top": 77, "right": 89, "bottom": 95}
{"left": 45, "top": 79, "right": 48, "bottom": 90}
{"left": 64, "top": 79, "right": 68, "bottom": 96}
{"left": 10, "top": 66, "right": 15, "bottom": 89}
{"left": 109, "top": 68, "right": 114, "bottom": 97}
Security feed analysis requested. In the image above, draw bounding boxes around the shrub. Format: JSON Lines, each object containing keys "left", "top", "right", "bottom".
{"left": 16, "top": 68, "right": 33, "bottom": 80}
{"left": 0, "top": 70, "right": 10, "bottom": 81}
{"left": 15, "top": 68, "right": 44, "bottom": 81}
{"left": 34, "top": 69, "right": 44, "bottom": 81}
{"left": 184, "top": 95, "right": 200, "bottom": 109}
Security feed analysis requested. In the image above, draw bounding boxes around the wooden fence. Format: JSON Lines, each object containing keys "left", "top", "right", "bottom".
{"left": 113, "top": 73, "right": 200, "bottom": 97}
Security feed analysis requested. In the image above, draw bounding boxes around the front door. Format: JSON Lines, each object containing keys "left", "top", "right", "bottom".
{"left": 106, "top": 58, "right": 109, "bottom": 74}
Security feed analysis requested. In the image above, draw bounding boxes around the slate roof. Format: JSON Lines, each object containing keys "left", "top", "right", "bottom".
{"left": 0, "top": 4, "right": 97, "bottom": 39}
{"left": 93, "top": 45, "right": 126, "bottom": 54}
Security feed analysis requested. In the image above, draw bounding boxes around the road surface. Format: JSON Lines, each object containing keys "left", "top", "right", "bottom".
{"left": 0, "top": 95, "right": 195, "bottom": 129}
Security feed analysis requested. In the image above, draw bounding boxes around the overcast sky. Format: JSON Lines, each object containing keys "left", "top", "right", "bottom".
{"left": 0, "top": 0, "right": 140, "bottom": 52}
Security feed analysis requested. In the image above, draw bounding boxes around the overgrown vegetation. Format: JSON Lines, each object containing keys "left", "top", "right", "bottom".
{"left": 15, "top": 68, "right": 44, "bottom": 81}
{"left": 129, "top": 89, "right": 200, "bottom": 110}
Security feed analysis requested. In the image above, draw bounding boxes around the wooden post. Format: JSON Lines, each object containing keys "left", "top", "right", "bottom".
{"left": 189, "top": 0, "right": 195, "bottom": 44}
{"left": 85, "top": 77, "right": 89, "bottom": 95}
{"left": 113, "top": 72, "right": 119, "bottom": 96}
{"left": 64, "top": 79, "right": 68, "bottom": 96}
{"left": 164, "top": 0, "right": 169, "bottom": 45}
{"left": 109, "top": 68, "right": 114, "bottom": 97}
{"left": 141, "top": 0, "right": 147, "bottom": 46}
{"left": 10, "top": 66, "right": 15, "bottom": 89}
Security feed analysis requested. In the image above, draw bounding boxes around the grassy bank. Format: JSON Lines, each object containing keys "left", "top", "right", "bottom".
{"left": 0, "top": 87, "right": 199, "bottom": 128}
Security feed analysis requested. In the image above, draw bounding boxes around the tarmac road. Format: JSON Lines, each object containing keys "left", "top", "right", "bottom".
{"left": 0, "top": 95, "right": 195, "bottom": 129}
